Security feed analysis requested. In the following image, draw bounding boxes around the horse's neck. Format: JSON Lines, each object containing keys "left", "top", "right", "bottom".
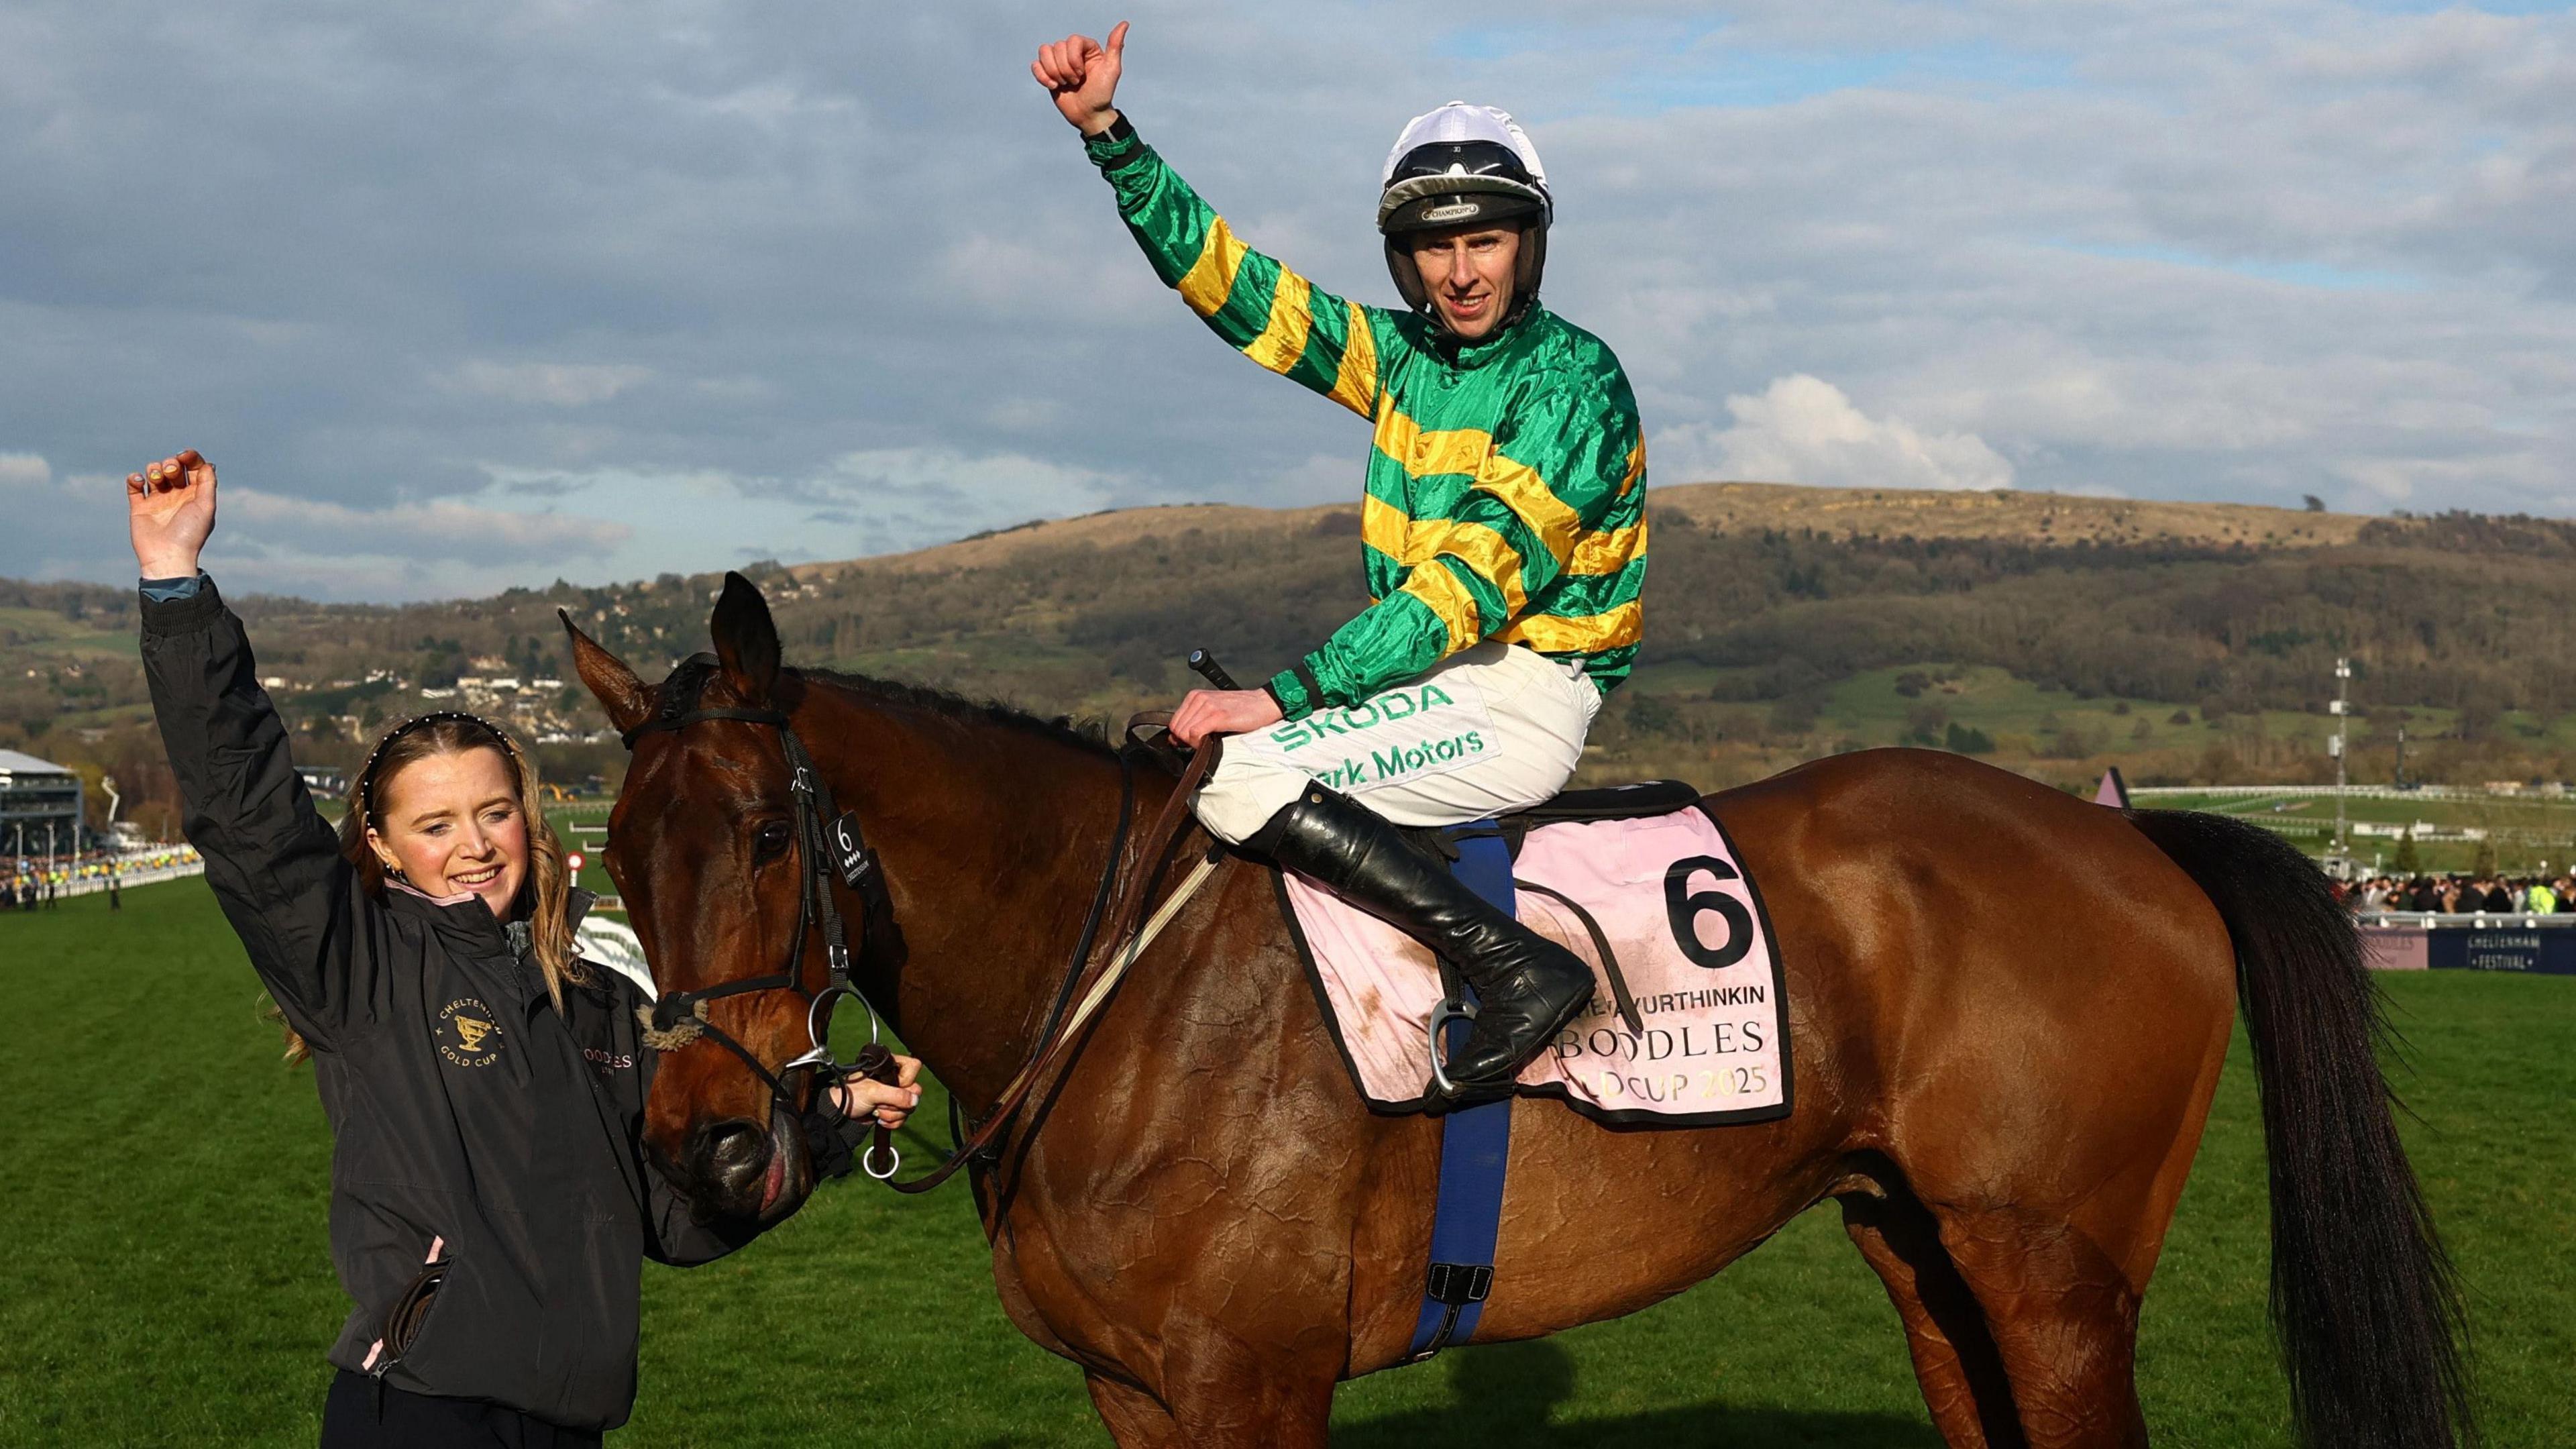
{"left": 810, "top": 684, "right": 1143, "bottom": 1113}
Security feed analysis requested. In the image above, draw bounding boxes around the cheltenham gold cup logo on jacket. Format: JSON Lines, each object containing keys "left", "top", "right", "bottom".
{"left": 438, "top": 998, "right": 504, "bottom": 1067}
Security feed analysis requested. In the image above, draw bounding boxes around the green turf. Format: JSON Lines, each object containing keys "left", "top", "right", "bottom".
{"left": 3, "top": 879, "right": 2567, "bottom": 1446}
{"left": 0, "top": 604, "right": 133, "bottom": 661}
{"left": 2143, "top": 789, "right": 2576, "bottom": 875}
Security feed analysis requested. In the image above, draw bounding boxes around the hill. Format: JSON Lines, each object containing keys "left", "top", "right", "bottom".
{"left": 12, "top": 482, "right": 2576, "bottom": 855}
{"left": 847, "top": 482, "right": 2372, "bottom": 578}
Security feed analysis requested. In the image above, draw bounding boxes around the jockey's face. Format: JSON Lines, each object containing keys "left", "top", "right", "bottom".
{"left": 1409, "top": 223, "right": 1520, "bottom": 339}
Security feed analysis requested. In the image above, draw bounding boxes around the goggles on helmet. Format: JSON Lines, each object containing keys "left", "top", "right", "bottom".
{"left": 1378, "top": 140, "right": 1551, "bottom": 235}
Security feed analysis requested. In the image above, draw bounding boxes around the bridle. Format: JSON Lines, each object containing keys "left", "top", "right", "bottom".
{"left": 616, "top": 655, "right": 892, "bottom": 1132}
{"left": 614, "top": 653, "right": 1217, "bottom": 1195}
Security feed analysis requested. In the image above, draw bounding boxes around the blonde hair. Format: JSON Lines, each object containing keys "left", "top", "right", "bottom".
{"left": 271, "top": 713, "right": 581, "bottom": 1063}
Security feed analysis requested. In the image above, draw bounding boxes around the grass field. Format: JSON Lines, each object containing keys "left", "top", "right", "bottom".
{"left": 3, "top": 879, "right": 2569, "bottom": 1446}
{"left": 2141, "top": 788, "right": 2576, "bottom": 877}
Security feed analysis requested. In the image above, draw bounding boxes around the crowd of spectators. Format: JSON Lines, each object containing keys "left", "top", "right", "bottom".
{"left": 1, "top": 844, "right": 200, "bottom": 911}
{"left": 2349, "top": 873, "right": 2575, "bottom": 916}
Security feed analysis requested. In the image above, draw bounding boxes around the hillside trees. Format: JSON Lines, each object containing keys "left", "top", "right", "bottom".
{"left": 15, "top": 495, "right": 2576, "bottom": 790}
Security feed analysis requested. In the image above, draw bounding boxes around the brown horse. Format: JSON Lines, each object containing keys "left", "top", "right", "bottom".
{"left": 566, "top": 575, "right": 2468, "bottom": 1449}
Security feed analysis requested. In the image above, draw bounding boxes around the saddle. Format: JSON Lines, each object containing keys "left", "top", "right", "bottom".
{"left": 1431, "top": 777, "right": 1704, "bottom": 857}
{"left": 1512, "top": 778, "right": 1707, "bottom": 822}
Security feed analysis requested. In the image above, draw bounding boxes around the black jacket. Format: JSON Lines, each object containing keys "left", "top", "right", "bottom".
{"left": 143, "top": 579, "right": 761, "bottom": 1432}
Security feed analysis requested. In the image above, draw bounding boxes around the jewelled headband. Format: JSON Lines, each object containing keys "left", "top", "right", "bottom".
{"left": 354, "top": 709, "right": 523, "bottom": 829}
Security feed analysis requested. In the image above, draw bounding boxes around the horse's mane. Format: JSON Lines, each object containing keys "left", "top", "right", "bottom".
{"left": 801, "top": 669, "right": 1117, "bottom": 759}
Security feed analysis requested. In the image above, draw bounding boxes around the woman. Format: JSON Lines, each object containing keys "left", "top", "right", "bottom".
{"left": 128, "top": 449, "right": 921, "bottom": 1447}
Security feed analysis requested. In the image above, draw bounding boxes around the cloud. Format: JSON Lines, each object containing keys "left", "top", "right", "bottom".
{"left": 2337, "top": 447, "right": 2571, "bottom": 511}
{"left": 437, "top": 361, "right": 655, "bottom": 407}
{"left": 30, "top": 480, "right": 651, "bottom": 602}
{"left": 0, "top": 453, "right": 51, "bottom": 489}
{"left": 462, "top": 446, "right": 1135, "bottom": 586}
{"left": 930, "top": 233, "right": 1168, "bottom": 322}
{"left": 790, "top": 445, "right": 1131, "bottom": 543}
{"left": 0, "top": 1, "right": 2571, "bottom": 597}
{"left": 1660, "top": 375, "right": 2014, "bottom": 492}
{"left": 222, "top": 488, "right": 631, "bottom": 565}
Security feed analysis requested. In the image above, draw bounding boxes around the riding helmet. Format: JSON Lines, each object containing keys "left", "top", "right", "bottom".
{"left": 1378, "top": 103, "right": 1552, "bottom": 323}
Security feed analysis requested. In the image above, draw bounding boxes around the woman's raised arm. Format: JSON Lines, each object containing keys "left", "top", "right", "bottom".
{"left": 131, "top": 451, "right": 368, "bottom": 1048}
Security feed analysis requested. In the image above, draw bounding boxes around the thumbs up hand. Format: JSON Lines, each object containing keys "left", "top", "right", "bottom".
{"left": 1032, "top": 20, "right": 1128, "bottom": 136}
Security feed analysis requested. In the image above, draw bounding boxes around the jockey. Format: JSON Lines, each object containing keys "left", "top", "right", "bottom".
{"left": 1036, "top": 25, "right": 1648, "bottom": 1105}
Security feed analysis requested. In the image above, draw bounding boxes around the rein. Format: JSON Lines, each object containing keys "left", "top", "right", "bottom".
{"left": 869, "top": 733, "right": 1218, "bottom": 1193}
{"left": 617, "top": 659, "right": 1220, "bottom": 1199}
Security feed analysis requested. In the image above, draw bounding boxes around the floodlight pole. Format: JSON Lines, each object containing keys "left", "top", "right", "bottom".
{"left": 2331, "top": 658, "right": 2351, "bottom": 861}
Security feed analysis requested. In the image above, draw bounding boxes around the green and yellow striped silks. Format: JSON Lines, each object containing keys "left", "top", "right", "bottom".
{"left": 1089, "top": 125, "right": 1648, "bottom": 718}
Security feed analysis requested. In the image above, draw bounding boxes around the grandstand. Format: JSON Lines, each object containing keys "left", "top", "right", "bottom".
{"left": 0, "top": 749, "right": 85, "bottom": 857}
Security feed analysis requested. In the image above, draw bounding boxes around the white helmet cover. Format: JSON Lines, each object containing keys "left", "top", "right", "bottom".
{"left": 1377, "top": 102, "right": 1552, "bottom": 231}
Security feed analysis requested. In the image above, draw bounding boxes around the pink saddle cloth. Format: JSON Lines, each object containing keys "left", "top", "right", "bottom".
{"left": 1280, "top": 802, "right": 1792, "bottom": 1126}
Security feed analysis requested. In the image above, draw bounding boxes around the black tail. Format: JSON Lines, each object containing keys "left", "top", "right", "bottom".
{"left": 2127, "top": 809, "right": 2472, "bottom": 1448}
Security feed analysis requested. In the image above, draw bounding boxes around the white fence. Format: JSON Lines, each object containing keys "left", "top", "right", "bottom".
{"left": 2131, "top": 783, "right": 2562, "bottom": 803}
{"left": 11, "top": 856, "right": 206, "bottom": 901}
{"left": 574, "top": 913, "right": 658, "bottom": 1000}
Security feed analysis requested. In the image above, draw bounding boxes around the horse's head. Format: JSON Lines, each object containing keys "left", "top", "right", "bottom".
{"left": 563, "top": 572, "right": 837, "bottom": 1224}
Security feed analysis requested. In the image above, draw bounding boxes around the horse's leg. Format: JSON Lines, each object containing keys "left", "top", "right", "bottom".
{"left": 1146, "top": 1307, "right": 1339, "bottom": 1448}
{"left": 1086, "top": 1374, "right": 1183, "bottom": 1449}
{"left": 1932, "top": 1207, "right": 2148, "bottom": 1449}
{"left": 1838, "top": 1186, "right": 2025, "bottom": 1448}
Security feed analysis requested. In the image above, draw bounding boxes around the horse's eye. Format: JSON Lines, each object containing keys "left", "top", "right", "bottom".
{"left": 753, "top": 820, "right": 794, "bottom": 861}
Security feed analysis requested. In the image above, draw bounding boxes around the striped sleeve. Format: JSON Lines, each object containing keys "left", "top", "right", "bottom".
{"left": 1269, "top": 385, "right": 1646, "bottom": 716}
{"left": 1089, "top": 125, "right": 1385, "bottom": 421}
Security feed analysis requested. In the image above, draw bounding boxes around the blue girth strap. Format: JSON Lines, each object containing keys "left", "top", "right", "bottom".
{"left": 1406, "top": 824, "right": 1515, "bottom": 1362}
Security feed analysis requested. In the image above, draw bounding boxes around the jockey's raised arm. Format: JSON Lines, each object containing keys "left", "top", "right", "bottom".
{"left": 1087, "top": 124, "right": 1387, "bottom": 421}
{"left": 1038, "top": 23, "right": 1648, "bottom": 1106}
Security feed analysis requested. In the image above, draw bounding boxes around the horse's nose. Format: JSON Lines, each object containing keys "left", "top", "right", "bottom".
{"left": 695, "top": 1118, "right": 771, "bottom": 1203}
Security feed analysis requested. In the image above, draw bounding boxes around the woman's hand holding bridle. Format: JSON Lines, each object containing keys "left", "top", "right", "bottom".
{"left": 832, "top": 1051, "right": 923, "bottom": 1130}
{"left": 127, "top": 449, "right": 217, "bottom": 579}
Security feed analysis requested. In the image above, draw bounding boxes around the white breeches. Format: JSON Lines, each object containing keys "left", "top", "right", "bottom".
{"left": 1191, "top": 640, "right": 1603, "bottom": 845}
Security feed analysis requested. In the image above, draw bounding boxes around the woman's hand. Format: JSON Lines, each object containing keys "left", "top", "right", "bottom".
{"left": 127, "top": 449, "right": 217, "bottom": 579}
{"left": 830, "top": 1052, "right": 923, "bottom": 1130}
{"left": 1170, "top": 687, "right": 1286, "bottom": 749}
{"left": 1032, "top": 20, "right": 1126, "bottom": 136}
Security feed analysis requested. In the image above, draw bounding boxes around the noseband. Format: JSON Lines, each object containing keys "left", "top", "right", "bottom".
{"left": 617, "top": 655, "right": 891, "bottom": 1117}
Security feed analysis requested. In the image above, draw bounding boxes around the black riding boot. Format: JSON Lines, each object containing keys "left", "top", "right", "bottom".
{"left": 1251, "top": 786, "right": 1595, "bottom": 1106}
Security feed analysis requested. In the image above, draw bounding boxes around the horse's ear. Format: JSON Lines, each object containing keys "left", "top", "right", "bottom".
{"left": 709, "top": 571, "right": 781, "bottom": 704}
{"left": 561, "top": 608, "right": 651, "bottom": 735}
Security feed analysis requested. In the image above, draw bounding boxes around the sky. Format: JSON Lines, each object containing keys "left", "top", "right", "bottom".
{"left": 3, "top": 0, "right": 2571, "bottom": 600}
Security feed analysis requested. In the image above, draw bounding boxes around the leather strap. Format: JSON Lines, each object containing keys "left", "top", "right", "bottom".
{"left": 1407, "top": 826, "right": 1517, "bottom": 1360}
{"left": 1024, "top": 752, "right": 1136, "bottom": 1052}
{"left": 867, "top": 739, "right": 1220, "bottom": 1193}
{"left": 1514, "top": 879, "right": 1644, "bottom": 1036}
{"left": 620, "top": 704, "right": 786, "bottom": 749}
